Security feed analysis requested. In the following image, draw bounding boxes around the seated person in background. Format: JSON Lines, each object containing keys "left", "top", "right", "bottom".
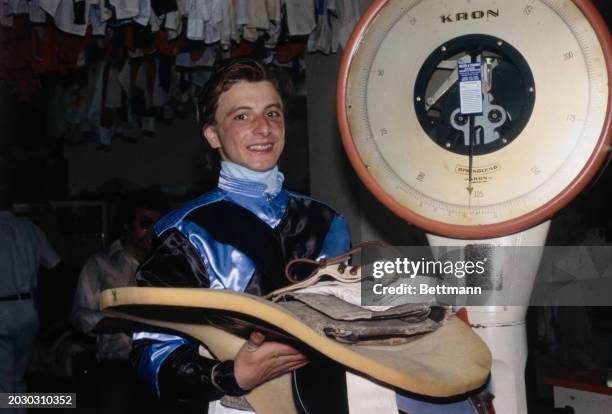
{"left": 133, "top": 58, "right": 352, "bottom": 413}
{"left": 71, "top": 189, "right": 168, "bottom": 412}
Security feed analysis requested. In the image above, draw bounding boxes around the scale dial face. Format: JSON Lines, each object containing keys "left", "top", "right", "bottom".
{"left": 337, "top": 0, "right": 611, "bottom": 239}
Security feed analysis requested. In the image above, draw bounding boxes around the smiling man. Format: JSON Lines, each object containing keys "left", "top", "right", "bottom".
{"left": 132, "top": 58, "right": 352, "bottom": 413}
{"left": 203, "top": 80, "right": 285, "bottom": 172}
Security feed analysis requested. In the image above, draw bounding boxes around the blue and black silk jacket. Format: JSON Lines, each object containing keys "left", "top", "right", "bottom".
{"left": 132, "top": 171, "right": 351, "bottom": 413}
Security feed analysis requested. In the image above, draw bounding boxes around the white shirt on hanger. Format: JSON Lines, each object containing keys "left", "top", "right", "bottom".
{"left": 219, "top": 0, "right": 236, "bottom": 49}
{"left": 48, "top": 0, "right": 89, "bottom": 37}
{"left": 0, "top": 0, "right": 14, "bottom": 27}
{"left": 247, "top": 0, "right": 269, "bottom": 30}
{"left": 186, "top": 0, "right": 206, "bottom": 40}
{"left": 285, "top": 0, "right": 316, "bottom": 36}
{"left": 134, "top": 0, "right": 150, "bottom": 25}
{"left": 204, "top": 0, "right": 223, "bottom": 44}
{"left": 110, "top": 0, "right": 139, "bottom": 20}
{"left": 29, "top": 0, "right": 47, "bottom": 23}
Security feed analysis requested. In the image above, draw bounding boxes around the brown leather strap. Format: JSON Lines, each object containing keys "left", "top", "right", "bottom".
{"left": 284, "top": 240, "right": 392, "bottom": 283}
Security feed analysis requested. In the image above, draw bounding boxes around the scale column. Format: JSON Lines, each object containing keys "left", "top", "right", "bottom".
{"left": 426, "top": 220, "right": 550, "bottom": 414}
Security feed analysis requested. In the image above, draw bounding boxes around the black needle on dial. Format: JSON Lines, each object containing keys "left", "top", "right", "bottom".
{"left": 466, "top": 116, "right": 475, "bottom": 195}
{"left": 465, "top": 49, "right": 483, "bottom": 196}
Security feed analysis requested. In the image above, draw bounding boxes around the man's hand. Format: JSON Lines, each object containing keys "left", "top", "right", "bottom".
{"left": 233, "top": 331, "right": 309, "bottom": 391}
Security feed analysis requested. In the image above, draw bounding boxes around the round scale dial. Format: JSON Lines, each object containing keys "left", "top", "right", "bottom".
{"left": 337, "top": 0, "right": 611, "bottom": 238}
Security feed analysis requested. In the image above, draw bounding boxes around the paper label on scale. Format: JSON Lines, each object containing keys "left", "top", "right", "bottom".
{"left": 458, "top": 62, "right": 483, "bottom": 115}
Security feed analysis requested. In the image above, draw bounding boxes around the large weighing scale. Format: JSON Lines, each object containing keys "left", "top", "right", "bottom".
{"left": 336, "top": 0, "right": 611, "bottom": 412}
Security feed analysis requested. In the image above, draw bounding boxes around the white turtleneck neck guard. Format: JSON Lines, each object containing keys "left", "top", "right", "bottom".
{"left": 219, "top": 161, "right": 283, "bottom": 195}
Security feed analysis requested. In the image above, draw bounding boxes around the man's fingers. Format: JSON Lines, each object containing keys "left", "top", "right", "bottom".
{"left": 287, "top": 361, "right": 309, "bottom": 371}
{"left": 273, "top": 353, "right": 309, "bottom": 364}
{"left": 280, "top": 360, "right": 309, "bottom": 372}
{"left": 267, "top": 360, "right": 310, "bottom": 379}
{"left": 261, "top": 342, "right": 304, "bottom": 357}
{"left": 235, "top": 339, "right": 310, "bottom": 389}
{"left": 267, "top": 354, "right": 309, "bottom": 374}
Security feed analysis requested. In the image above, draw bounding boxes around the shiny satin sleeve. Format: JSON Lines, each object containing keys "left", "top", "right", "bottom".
{"left": 132, "top": 228, "right": 248, "bottom": 403}
{"left": 135, "top": 228, "right": 211, "bottom": 288}
{"left": 131, "top": 333, "right": 189, "bottom": 396}
{"left": 177, "top": 220, "right": 257, "bottom": 292}
{"left": 131, "top": 334, "right": 244, "bottom": 403}
{"left": 318, "top": 214, "right": 351, "bottom": 259}
{"left": 132, "top": 230, "right": 217, "bottom": 401}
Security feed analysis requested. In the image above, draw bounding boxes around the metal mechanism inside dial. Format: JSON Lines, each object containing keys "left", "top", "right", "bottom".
{"left": 414, "top": 34, "right": 536, "bottom": 156}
